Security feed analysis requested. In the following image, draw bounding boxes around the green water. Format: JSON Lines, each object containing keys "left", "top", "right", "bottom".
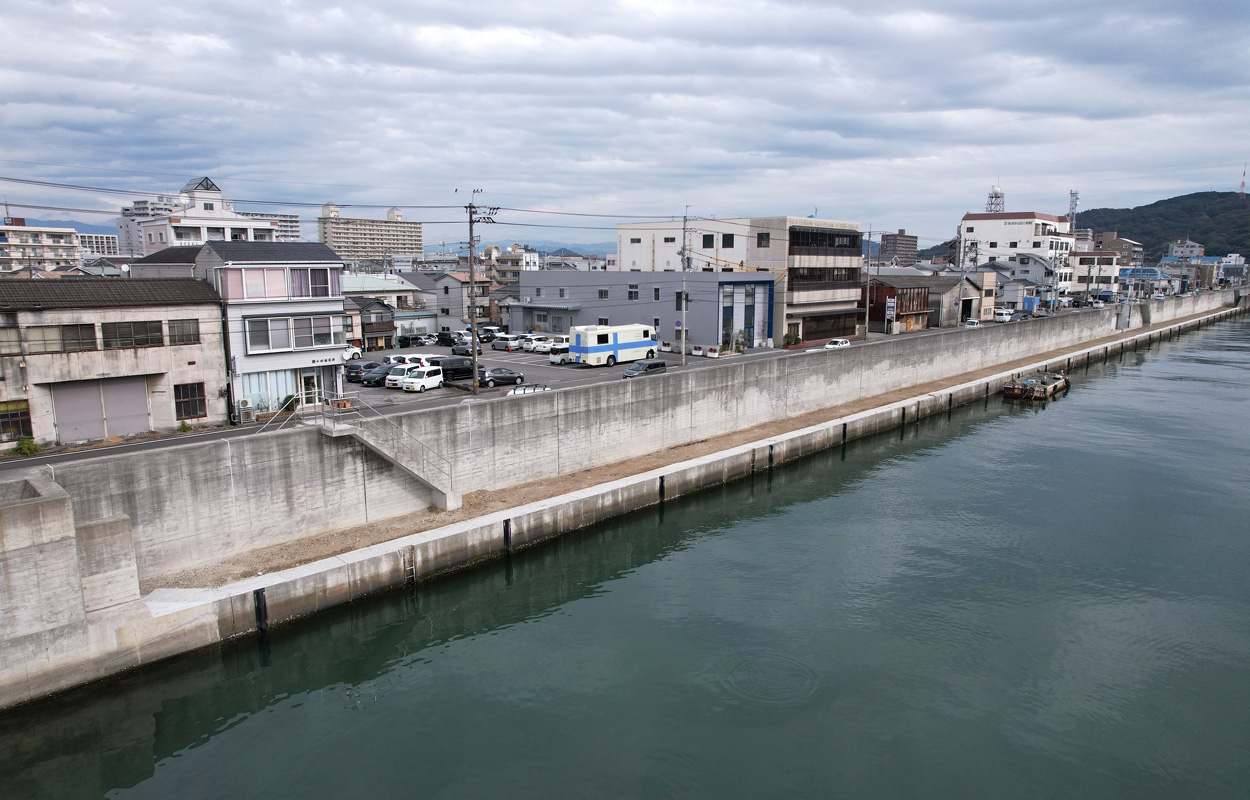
{"left": 2, "top": 320, "right": 1249, "bottom": 799}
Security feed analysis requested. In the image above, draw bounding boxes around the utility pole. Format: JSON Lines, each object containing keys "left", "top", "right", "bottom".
{"left": 466, "top": 191, "right": 498, "bottom": 395}
{"left": 680, "top": 207, "right": 690, "bottom": 366}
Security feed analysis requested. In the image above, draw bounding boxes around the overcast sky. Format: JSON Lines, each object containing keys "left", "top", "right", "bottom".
{"left": 3, "top": 0, "right": 1248, "bottom": 249}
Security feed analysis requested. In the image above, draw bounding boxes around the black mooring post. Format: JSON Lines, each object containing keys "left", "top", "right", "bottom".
{"left": 253, "top": 588, "right": 268, "bottom": 634}
{"left": 503, "top": 519, "right": 512, "bottom": 554}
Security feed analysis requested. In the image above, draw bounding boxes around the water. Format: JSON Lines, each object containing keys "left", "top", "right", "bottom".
{"left": 3, "top": 320, "right": 1249, "bottom": 799}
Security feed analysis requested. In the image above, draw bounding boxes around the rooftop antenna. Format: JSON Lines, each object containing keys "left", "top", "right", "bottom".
{"left": 986, "top": 185, "right": 1005, "bottom": 213}
{"left": 1068, "top": 189, "right": 1080, "bottom": 226}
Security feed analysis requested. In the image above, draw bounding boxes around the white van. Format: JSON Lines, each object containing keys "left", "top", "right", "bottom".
{"left": 994, "top": 308, "right": 1013, "bottom": 323}
{"left": 401, "top": 366, "right": 444, "bottom": 393}
{"left": 570, "top": 324, "right": 658, "bottom": 366}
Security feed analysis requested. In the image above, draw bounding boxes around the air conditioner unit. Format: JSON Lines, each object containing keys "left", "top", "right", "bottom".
{"left": 238, "top": 397, "right": 254, "bottom": 410}
{"left": 239, "top": 407, "right": 256, "bottom": 423}
{"left": 523, "top": 297, "right": 532, "bottom": 303}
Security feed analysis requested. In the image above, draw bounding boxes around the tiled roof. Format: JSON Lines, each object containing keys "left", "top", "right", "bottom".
{"left": 204, "top": 241, "right": 342, "bottom": 263}
{"left": 0, "top": 278, "right": 221, "bottom": 310}
{"left": 130, "top": 246, "right": 204, "bottom": 264}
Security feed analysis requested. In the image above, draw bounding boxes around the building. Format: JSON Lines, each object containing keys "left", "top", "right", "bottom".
{"left": 117, "top": 194, "right": 181, "bottom": 256}
{"left": 1068, "top": 251, "right": 1121, "bottom": 296}
{"left": 190, "top": 241, "right": 347, "bottom": 417}
{"left": 509, "top": 270, "right": 775, "bottom": 351}
{"left": 433, "top": 272, "right": 495, "bottom": 333}
{"left": 1166, "top": 239, "right": 1204, "bottom": 259}
{"left": 862, "top": 277, "right": 930, "bottom": 333}
{"left": 958, "top": 212, "right": 1074, "bottom": 269}
{"left": 317, "top": 205, "right": 423, "bottom": 265}
{"left": 340, "top": 273, "right": 419, "bottom": 310}
{"left": 0, "top": 218, "right": 80, "bottom": 273}
{"left": 878, "top": 229, "right": 919, "bottom": 267}
{"left": 237, "top": 211, "right": 302, "bottom": 242}
{"left": 1219, "top": 254, "right": 1246, "bottom": 283}
{"left": 126, "top": 178, "right": 281, "bottom": 257}
{"left": 617, "top": 215, "right": 863, "bottom": 342}
{"left": 344, "top": 296, "right": 395, "bottom": 351}
{"left": 77, "top": 233, "right": 119, "bottom": 260}
{"left": 1093, "top": 231, "right": 1144, "bottom": 269}
{"left": 0, "top": 278, "right": 228, "bottom": 446}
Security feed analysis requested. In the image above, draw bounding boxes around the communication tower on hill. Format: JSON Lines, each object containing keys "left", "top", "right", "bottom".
{"left": 1069, "top": 190, "right": 1080, "bottom": 224}
{"left": 1240, "top": 163, "right": 1246, "bottom": 198}
{"left": 986, "top": 185, "right": 1005, "bottom": 213}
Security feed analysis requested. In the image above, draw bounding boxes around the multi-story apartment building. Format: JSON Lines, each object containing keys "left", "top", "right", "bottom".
{"left": 238, "top": 211, "right": 302, "bottom": 242}
{"left": 878, "top": 229, "right": 919, "bottom": 267}
{"left": 1094, "top": 231, "right": 1145, "bottom": 269}
{"left": 0, "top": 219, "right": 80, "bottom": 273}
{"left": 0, "top": 278, "right": 227, "bottom": 446}
{"left": 117, "top": 194, "right": 181, "bottom": 256}
{"left": 1067, "top": 251, "right": 1121, "bottom": 296}
{"left": 958, "top": 212, "right": 1074, "bottom": 269}
{"left": 189, "top": 242, "right": 347, "bottom": 417}
{"left": 120, "top": 178, "right": 280, "bottom": 257}
{"left": 317, "top": 205, "right": 423, "bottom": 265}
{"left": 617, "top": 215, "right": 863, "bottom": 342}
{"left": 77, "top": 233, "right": 119, "bottom": 260}
{"left": 1166, "top": 239, "right": 1204, "bottom": 259}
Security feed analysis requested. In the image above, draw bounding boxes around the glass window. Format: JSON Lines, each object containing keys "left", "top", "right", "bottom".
{"left": 310, "top": 269, "right": 330, "bottom": 297}
{"left": 0, "top": 328, "right": 19, "bottom": 355}
{"left": 757, "top": 232, "right": 770, "bottom": 248}
{"left": 293, "top": 317, "right": 313, "bottom": 349}
{"left": 630, "top": 237, "right": 641, "bottom": 244}
{"left": 244, "top": 270, "right": 266, "bottom": 298}
{"left": 628, "top": 285, "right": 639, "bottom": 301}
{"left": 653, "top": 287, "right": 660, "bottom": 301}
{"left": 598, "top": 289, "right": 609, "bottom": 299}
{"left": 598, "top": 318, "right": 609, "bottom": 326}
{"left": 222, "top": 269, "right": 244, "bottom": 300}
{"left": 168, "top": 319, "right": 201, "bottom": 345}
{"left": 265, "top": 269, "right": 287, "bottom": 298}
{"left": 312, "top": 317, "right": 332, "bottom": 345}
{"left": 663, "top": 237, "right": 676, "bottom": 243}
{"left": 269, "top": 319, "right": 290, "bottom": 349}
{"left": 247, "top": 319, "right": 270, "bottom": 351}
{"left": 702, "top": 234, "right": 714, "bottom": 248}
{"left": 174, "top": 383, "right": 207, "bottom": 420}
{"left": 723, "top": 233, "right": 735, "bottom": 248}
{"left": 102, "top": 321, "right": 162, "bottom": 348}
{"left": 0, "top": 400, "right": 32, "bottom": 442}
{"left": 25, "top": 326, "right": 62, "bottom": 354}
{"left": 61, "top": 324, "right": 97, "bottom": 351}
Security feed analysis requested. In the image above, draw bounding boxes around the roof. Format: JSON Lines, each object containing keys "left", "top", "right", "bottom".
{"left": 395, "top": 271, "right": 440, "bottom": 291}
{"left": 871, "top": 275, "right": 963, "bottom": 292}
{"left": 0, "top": 278, "right": 220, "bottom": 310}
{"left": 961, "top": 212, "right": 1068, "bottom": 223}
{"left": 345, "top": 295, "right": 393, "bottom": 312}
{"left": 204, "top": 241, "right": 342, "bottom": 263}
{"left": 130, "top": 246, "right": 204, "bottom": 264}
{"left": 340, "top": 274, "right": 413, "bottom": 294}
{"left": 547, "top": 248, "right": 583, "bottom": 257}
{"left": 181, "top": 177, "right": 221, "bottom": 192}
{"left": 438, "top": 272, "right": 491, "bottom": 283}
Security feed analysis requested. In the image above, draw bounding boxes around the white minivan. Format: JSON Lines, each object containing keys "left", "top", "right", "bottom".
{"left": 401, "top": 366, "right": 444, "bottom": 393}
{"left": 994, "top": 308, "right": 1013, "bottom": 323}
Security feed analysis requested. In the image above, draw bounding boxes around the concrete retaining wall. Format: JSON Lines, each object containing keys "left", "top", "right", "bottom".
{"left": 0, "top": 293, "right": 1244, "bottom": 709}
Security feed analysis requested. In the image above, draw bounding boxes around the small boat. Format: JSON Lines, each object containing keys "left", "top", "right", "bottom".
{"left": 1003, "top": 372, "right": 1070, "bottom": 401}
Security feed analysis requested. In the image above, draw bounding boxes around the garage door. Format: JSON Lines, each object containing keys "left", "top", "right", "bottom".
{"left": 52, "top": 377, "right": 151, "bottom": 443}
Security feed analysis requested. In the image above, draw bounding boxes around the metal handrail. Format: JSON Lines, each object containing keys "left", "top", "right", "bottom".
{"left": 318, "top": 391, "right": 454, "bottom": 489}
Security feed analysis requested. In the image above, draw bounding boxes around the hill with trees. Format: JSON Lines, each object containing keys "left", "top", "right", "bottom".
{"left": 1075, "top": 192, "right": 1250, "bottom": 261}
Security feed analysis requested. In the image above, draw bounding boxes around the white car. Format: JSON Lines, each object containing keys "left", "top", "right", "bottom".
{"left": 549, "top": 344, "right": 572, "bottom": 364}
{"left": 964, "top": 318, "right": 983, "bottom": 328}
{"left": 824, "top": 338, "right": 850, "bottom": 349}
{"left": 343, "top": 345, "right": 363, "bottom": 359}
{"left": 532, "top": 339, "right": 555, "bottom": 353}
{"left": 1090, "top": 300, "right": 1105, "bottom": 309}
{"left": 401, "top": 366, "right": 444, "bottom": 393}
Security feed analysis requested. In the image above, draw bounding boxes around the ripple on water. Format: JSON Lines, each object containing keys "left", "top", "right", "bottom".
{"left": 708, "top": 652, "right": 821, "bottom": 709}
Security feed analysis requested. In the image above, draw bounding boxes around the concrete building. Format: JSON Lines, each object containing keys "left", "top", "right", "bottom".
{"left": 0, "top": 218, "right": 80, "bottom": 273}
{"left": 189, "top": 242, "right": 347, "bottom": 417}
{"left": 237, "top": 211, "right": 302, "bottom": 242}
{"left": 618, "top": 215, "right": 863, "bottom": 342}
{"left": 1069, "top": 251, "right": 1121, "bottom": 296}
{"left": 433, "top": 272, "right": 495, "bottom": 332}
{"left": 77, "top": 233, "right": 119, "bottom": 260}
{"left": 1166, "top": 239, "right": 1204, "bottom": 259}
{"left": 317, "top": 205, "right": 423, "bottom": 265}
{"left": 509, "top": 270, "right": 776, "bottom": 351}
{"left": 117, "top": 194, "right": 181, "bottom": 257}
{"left": 127, "top": 178, "right": 280, "bottom": 257}
{"left": 878, "top": 229, "right": 919, "bottom": 267}
{"left": 862, "top": 277, "right": 930, "bottom": 333}
{"left": 344, "top": 296, "right": 395, "bottom": 351}
{"left": 0, "top": 278, "right": 227, "bottom": 446}
{"left": 1094, "top": 231, "right": 1145, "bottom": 269}
{"left": 958, "top": 212, "right": 1074, "bottom": 269}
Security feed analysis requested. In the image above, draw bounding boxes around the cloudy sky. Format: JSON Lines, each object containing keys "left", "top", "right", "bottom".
{"left": 3, "top": 0, "right": 1248, "bottom": 249}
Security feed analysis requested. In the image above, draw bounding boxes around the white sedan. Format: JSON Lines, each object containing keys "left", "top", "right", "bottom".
{"left": 824, "top": 339, "right": 851, "bottom": 349}
{"left": 532, "top": 339, "right": 555, "bottom": 354}
{"left": 343, "top": 345, "right": 363, "bottom": 359}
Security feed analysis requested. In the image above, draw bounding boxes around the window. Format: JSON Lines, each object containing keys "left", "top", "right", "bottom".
{"left": 654, "top": 287, "right": 661, "bottom": 301}
{"left": 1033, "top": 241, "right": 1041, "bottom": 248}
{"left": 675, "top": 291, "right": 688, "bottom": 311}
{"left": 723, "top": 233, "right": 735, "bottom": 248}
{"left": 0, "top": 400, "right": 32, "bottom": 442}
{"left": 440, "top": 308, "right": 450, "bottom": 315}
{"left": 246, "top": 318, "right": 290, "bottom": 353}
{"left": 628, "top": 284, "right": 639, "bottom": 301}
{"left": 290, "top": 268, "right": 332, "bottom": 298}
{"left": 984, "top": 289, "right": 994, "bottom": 297}
{"left": 702, "top": 234, "right": 715, "bottom": 248}
{"left": 1009, "top": 241, "right": 1018, "bottom": 248}
{"left": 757, "top": 232, "right": 770, "bottom": 248}
{"left": 965, "top": 227, "right": 974, "bottom": 233}
{"left": 597, "top": 319, "right": 609, "bottom": 328}
{"left": 0, "top": 328, "right": 18, "bottom": 355}
{"left": 174, "top": 383, "right": 207, "bottom": 420}
{"left": 630, "top": 237, "right": 642, "bottom": 244}
{"left": 663, "top": 237, "right": 676, "bottom": 243}
{"left": 168, "top": 319, "right": 200, "bottom": 345}
{"left": 343, "top": 315, "right": 354, "bottom": 333}
{"left": 158, "top": 232, "right": 165, "bottom": 242}
{"left": 536, "top": 287, "right": 543, "bottom": 297}
{"left": 559, "top": 288, "right": 566, "bottom": 298}
{"left": 653, "top": 317, "right": 660, "bottom": 330}
{"left": 537, "top": 312, "right": 548, "bottom": 323}
{"left": 203, "top": 202, "right": 215, "bottom": 211}
{"left": 598, "top": 289, "right": 609, "bottom": 299}
{"left": 989, "top": 242, "right": 998, "bottom": 248}
{"left": 293, "top": 316, "right": 335, "bottom": 348}
{"left": 102, "top": 321, "right": 163, "bottom": 348}
{"left": 147, "top": 233, "right": 153, "bottom": 243}
{"left": 26, "top": 324, "right": 96, "bottom": 354}
{"left": 443, "top": 286, "right": 450, "bottom": 294}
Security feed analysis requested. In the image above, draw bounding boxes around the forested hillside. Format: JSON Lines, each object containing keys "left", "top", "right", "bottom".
{"left": 1076, "top": 192, "right": 1250, "bottom": 261}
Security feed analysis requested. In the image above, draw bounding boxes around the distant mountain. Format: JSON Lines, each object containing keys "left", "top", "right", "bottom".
{"left": 11, "top": 217, "right": 118, "bottom": 235}
{"left": 1075, "top": 192, "right": 1250, "bottom": 261}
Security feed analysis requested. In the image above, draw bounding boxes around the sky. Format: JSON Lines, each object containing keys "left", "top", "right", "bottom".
{"left": 2, "top": 0, "right": 1248, "bottom": 251}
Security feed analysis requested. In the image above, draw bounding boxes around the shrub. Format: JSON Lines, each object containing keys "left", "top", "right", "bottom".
{"left": 278, "top": 394, "right": 299, "bottom": 413}
{"left": 12, "top": 438, "right": 40, "bottom": 456}
{"left": 178, "top": 420, "right": 191, "bottom": 433}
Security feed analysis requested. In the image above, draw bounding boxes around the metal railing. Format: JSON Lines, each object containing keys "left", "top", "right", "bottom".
{"left": 312, "top": 391, "right": 454, "bottom": 490}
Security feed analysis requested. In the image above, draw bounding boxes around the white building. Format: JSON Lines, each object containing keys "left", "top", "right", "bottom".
{"left": 1067, "top": 251, "right": 1121, "bottom": 296}
{"left": 77, "top": 233, "right": 119, "bottom": 260}
{"left": 127, "top": 178, "right": 280, "bottom": 257}
{"left": 1167, "top": 239, "right": 1204, "bottom": 258}
{"left": 0, "top": 218, "right": 80, "bottom": 273}
{"left": 117, "top": 194, "right": 181, "bottom": 256}
{"left": 317, "top": 205, "right": 423, "bottom": 265}
{"left": 433, "top": 272, "right": 493, "bottom": 333}
{"left": 958, "top": 212, "right": 1074, "bottom": 269}
{"left": 238, "top": 211, "right": 302, "bottom": 242}
{"left": 618, "top": 216, "right": 863, "bottom": 342}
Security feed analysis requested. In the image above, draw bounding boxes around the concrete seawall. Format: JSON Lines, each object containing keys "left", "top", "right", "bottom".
{"left": 1, "top": 292, "right": 1245, "bottom": 709}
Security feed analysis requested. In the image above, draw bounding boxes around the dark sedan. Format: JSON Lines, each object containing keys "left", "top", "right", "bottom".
{"left": 360, "top": 364, "right": 392, "bottom": 387}
{"left": 476, "top": 367, "right": 524, "bottom": 387}
{"left": 345, "top": 361, "right": 380, "bottom": 382}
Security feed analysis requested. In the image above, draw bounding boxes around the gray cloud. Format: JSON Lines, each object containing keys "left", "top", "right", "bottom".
{"left": 2, "top": 0, "right": 1247, "bottom": 246}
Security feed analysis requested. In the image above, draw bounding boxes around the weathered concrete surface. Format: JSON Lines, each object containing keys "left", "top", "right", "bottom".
{"left": 0, "top": 294, "right": 1244, "bottom": 709}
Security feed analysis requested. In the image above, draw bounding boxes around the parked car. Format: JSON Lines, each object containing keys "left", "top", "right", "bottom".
{"left": 964, "top": 318, "right": 983, "bottom": 328}
{"left": 428, "top": 356, "right": 475, "bottom": 381}
{"left": 343, "top": 345, "right": 363, "bottom": 359}
{"left": 1090, "top": 299, "right": 1105, "bottom": 309}
{"left": 994, "top": 308, "right": 1013, "bottom": 323}
{"left": 395, "top": 335, "right": 415, "bottom": 348}
{"left": 622, "top": 359, "right": 668, "bottom": 378}
{"left": 380, "top": 355, "right": 408, "bottom": 366}
{"left": 492, "top": 334, "right": 523, "bottom": 352}
{"left": 451, "top": 342, "right": 482, "bottom": 356}
{"left": 521, "top": 335, "right": 550, "bottom": 352}
{"left": 1009, "top": 313, "right": 1030, "bottom": 322}
{"left": 477, "top": 331, "right": 496, "bottom": 343}
{"left": 360, "top": 364, "right": 392, "bottom": 387}
{"left": 477, "top": 366, "right": 524, "bottom": 387}
{"left": 436, "top": 331, "right": 460, "bottom": 347}
{"left": 405, "top": 353, "right": 440, "bottom": 367}
{"left": 548, "top": 344, "right": 572, "bottom": 365}
{"left": 401, "top": 366, "right": 444, "bottom": 393}
{"left": 417, "top": 333, "right": 438, "bottom": 346}
{"left": 345, "top": 360, "right": 380, "bottom": 382}
{"left": 385, "top": 364, "right": 425, "bottom": 389}
{"left": 824, "top": 338, "right": 850, "bottom": 349}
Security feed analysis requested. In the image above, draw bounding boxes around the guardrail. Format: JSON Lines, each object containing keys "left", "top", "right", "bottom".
{"left": 313, "top": 391, "right": 454, "bottom": 490}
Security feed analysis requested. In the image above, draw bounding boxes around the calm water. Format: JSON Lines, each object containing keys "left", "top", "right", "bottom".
{"left": 3, "top": 320, "right": 1249, "bottom": 799}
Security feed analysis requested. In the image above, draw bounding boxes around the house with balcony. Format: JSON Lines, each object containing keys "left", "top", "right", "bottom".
{"left": 861, "top": 277, "right": 931, "bottom": 334}
{"left": 345, "top": 296, "right": 395, "bottom": 350}
{"left": 0, "top": 278, "right": 227, "bottom": 446}
{"left": 433, "top": 272, "right": 496, "bottom": 332}
{"left": 617, "top": 215, "right": 863, "bottom": 342}
{"left": 0, "top": 219, "right": 81, "bottom": 273}
{"left": 191, "top": 241, "right": 346, "bottom": 416}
